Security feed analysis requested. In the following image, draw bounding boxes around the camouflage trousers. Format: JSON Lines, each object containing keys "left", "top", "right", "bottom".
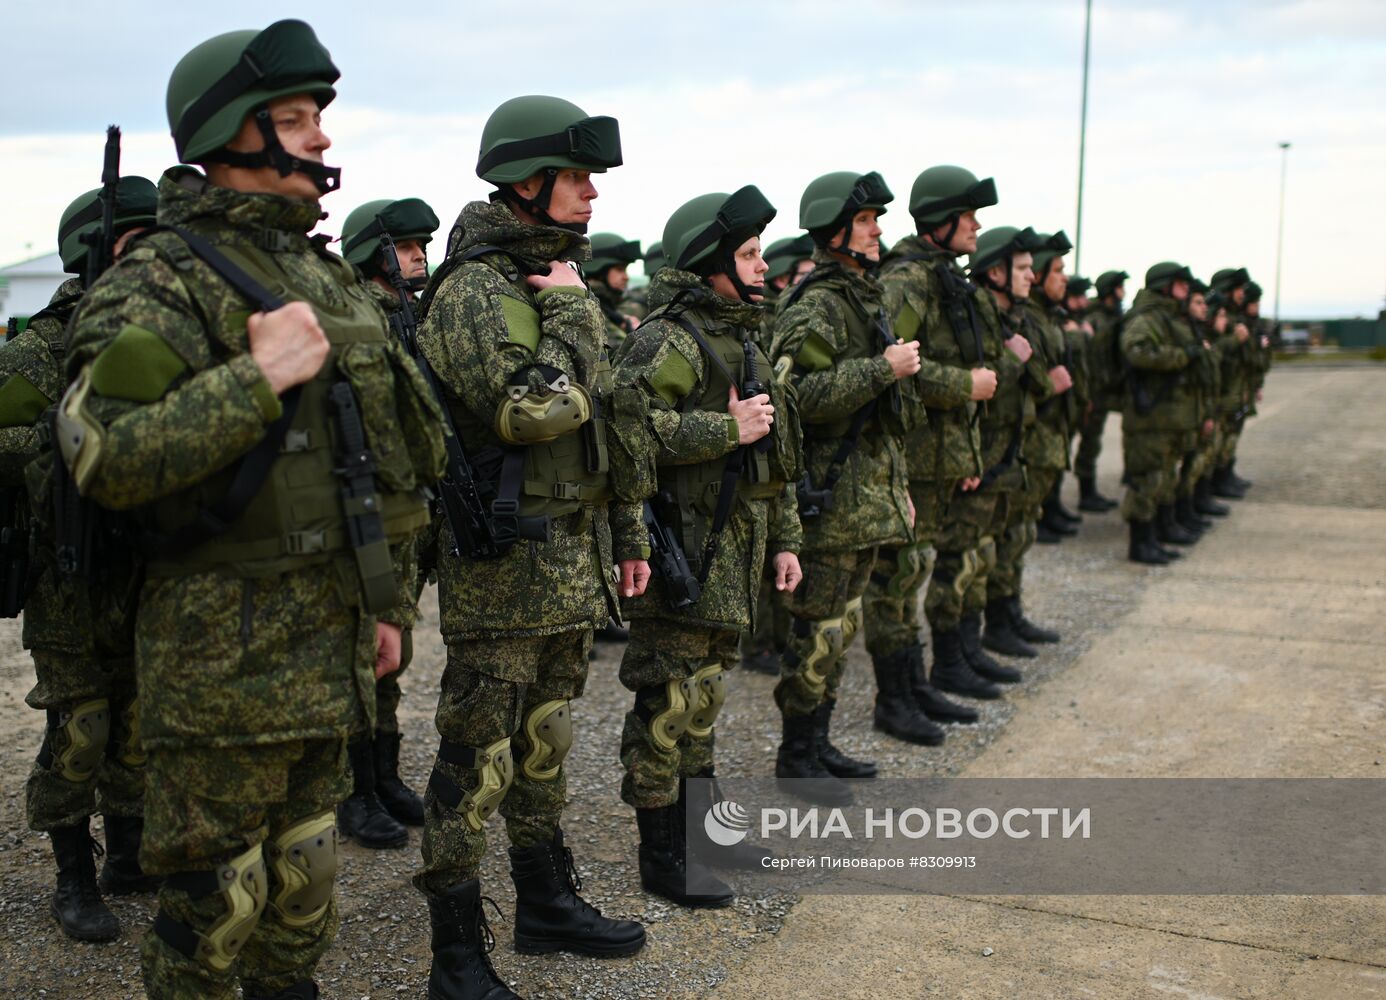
{"left": 1121, "top": 431, "right": 1182, "bottom": 522}
{"left": 1073, "top": 406, "right": 1110, "bottom": 481}
{"left": 415, "top": 629, "right": 589, "bottom": 894}
{"left": 739, "top": 550, "right": 791, "bottom": 663}
{"left": 25, "top": 648, "right": 144, "bottom": 831}
{"left": 140, "top": 738, "right": 348, "bottom": 1000}
{"left": 927, "top": 487, "right": 1008, "bottom": 631}
{"left": 1180, "top": 425, "right": 1219, "bottom": 499}
{"left": 774, "top": 547, "right": 875, "bottom": 719}
{"left": 863, "top": 479, "right": 955, "bottom": 659}
{"left": 619, "top": 619, "right": 739, "bottom": 809}
{"left": 990, "top": 466, "right": 1055, "bottom": 603}
{"left": 378, "top": 526, "right": 437, "bottom": 736}
{"left": 1218, "top": 416, "right": 1243, "bottom": 466}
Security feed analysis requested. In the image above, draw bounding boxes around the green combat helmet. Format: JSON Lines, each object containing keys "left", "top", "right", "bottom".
{"left": 642, "top": 240, "right": 666, "bottom": 279}
{"left": 1244, "top": 280, "right": 1263, "bottom": 304}
{"left": 582, "top": 232, "right": 642, "bottom": 281}
{"left": 909, "top": 165, "right": 998, "bottom": 246}
{"left": 1030, "top": 231, "right": 1073, "bottom": 279}
{"left": 341, "top": 198, "right": 439, "bottom": 286}
{"left": 799, "top": 170, "right": 892, "bottom": 269}
{"left": 968, "top": 225, "right": 1042, "bottom": 296}
{"left": 1095, "top": 270, "right": 1129, "bottom": 298}
{"left": 476, "top": 95, "right": 622, "bottom": 233}
{"left": 166, "top": 19, "right": 342, "bottom": 194}
{"left": 663, "top": 186, "right": 777, "bottom": 303}
{"left": 1066, "top": 276, "right": 1093, "bottom": 299}
{"left": 763, "top": 234, "right": 814, "bottom": 282}
{"left": 1210, "top": 267, "right": 1250, "bottom": 293}
{"left": 57, "top": 176, "right": 159, "bottom": 276}
{"left": 1145, "top": 261, "right": 1194, "bottom": 292}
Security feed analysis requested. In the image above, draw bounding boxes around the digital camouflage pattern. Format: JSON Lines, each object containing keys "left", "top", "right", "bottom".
{"left": 588, "top": 274, "right": 639, "bottom": 352}
{"left": 775, "top": 546, "right": 875, "bottom": 717}
{"left": 1075, "top": 297, "right": 1124, "bottom": 481}
{"left": 1017, "top": 298, "right": 1075, "bottom": 474}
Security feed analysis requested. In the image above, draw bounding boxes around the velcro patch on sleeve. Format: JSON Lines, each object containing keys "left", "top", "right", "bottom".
{"left": 90, "top": 323, "right": 190, "bottom": 402}
{"left": 0, "top": 372, "right": 51, "bottom": 428}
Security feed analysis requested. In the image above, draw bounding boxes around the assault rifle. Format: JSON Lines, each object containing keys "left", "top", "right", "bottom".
{"left": 645, "top": 494, "right": 700, "bottom": 609}
{"left": 79, "top": 127, "right": 121, "bottom": 289}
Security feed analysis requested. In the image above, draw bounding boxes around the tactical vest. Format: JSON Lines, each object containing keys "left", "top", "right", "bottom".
{"left": 142, "top": 239, "right": 432, "bottom": 605}
{"left": 654, "top": 306, "right": 784, "bottom": 567}
{"left": 440, "top": 254, "right": 614, "bottom": 520}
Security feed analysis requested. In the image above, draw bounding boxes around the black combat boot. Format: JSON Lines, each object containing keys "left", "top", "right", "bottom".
{"left": 1038, "top": 501, "right": 1076, "bottom": 540}
{"left": 980, "top": 602, "right": 1037, "bottom": 660}
{"left": 1035, "top": 519, "right": 1064, "bottom": 544}
{"left": 1006, "top": 596, "right": 1060, "bottom": 644}
{"left": 964, "top": 613, "right": 1022, "bottom": 682}
{"left": 1212, "top": 464, "right": 1247, "bottom": 499}
{"left": 509, "top": 829, "right": 645, "bottom": 956}
{"left": 49, "top": 822, "right": 119, "bottom": 941}
{"left": 908, "top": 645, "right": 978, "bottom": 723}
{"left": 1051, "top": 474, "right": 1082, "bottom": 523}
{"left": 816, "top": 699, "right": 878, "bottom": 777}
{"left": 338, "top": 737, "right": 408, "bottom": 849}
{"left": 1128, "top": 520, "right": 1171, "bottom": 565}
{"left": 243, "top": 980, "right": 320, "bottom": 999}
{"left": 374, "top": 731, "right": 425, "bottom": 827}
{"left": 98, "top": 815, "right": 159, "bottom": 895}
{"left": 1157, "top": 504, "right": 1198, "bottom": 546}
{"left": 872, "top": 651, "right": 946, "bottom": 746}
{"left": 1227, "top": 461, "right": 1252, "bottom": 492}
{"left": 635, "top": 803, "right": 733, "bottom": 908}
{"left": 1078, "top": 475, "right": 1118, "bottom": 512}
{"left": 684, "top": 771, "right": 774, "bottom": 870}
{"left": 929, "top": 629, "right": 1002, "bottom": 700}
{"left": 775, "top": 712, "right": 855, "bottom": 805}
{"left": 426, "top": 879, "right": 523, "bottom": 1000}
{"left": 1194, "top": 477, "right": 1230, "bottom": 517}
{"left": 1176, "top": 495, "right": 1211, "bottom": 534}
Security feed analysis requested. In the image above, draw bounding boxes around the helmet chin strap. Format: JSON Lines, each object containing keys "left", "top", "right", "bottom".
{"left": 204, "top": 106, "right": 341, "bottom": 195}
{"left": 711, "top": 240, "right": 762, "bottom": 305}
{"left": 979, "top": 254, "right": 1016, "bottom": 302}
{"left": 927, "top": 214, "right": 963, "bottom": 255}
{"left": 496, "top": 169, "right": 588, "bottom": 235}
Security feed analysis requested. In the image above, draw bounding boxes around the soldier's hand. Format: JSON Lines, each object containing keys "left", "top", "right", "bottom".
{"left": 526, "top": 259, "right": 585, "bottom": 290}
{"left": 1260, "top": 335, "right": 1271, "bottom": 349}
{"left": 248, "top": 302, "right": 329, "bottom": 395}
{"left": 623, "top": 315, "right": 640, "bottom": 333}
{"left": 884, "top": 340, "right": 921, "bottom": 379}
{"left": 960, "top": 476, "right": 982, "bottom": 492}
{"left": 618, "top": 559, "right": 650, "bottom": 598}
{"left": 773, "top": 551, "right": 803, "bottom": 593}
{"left": 375, "top": 622, "right": 402, "bottom": 679}
{"left": 1256, "top": 389, "right": 1264, "bottom": 402}
{"left": 1005, "top": 335, "right": 1033, "bottom": 363}
{"left": 1234, "top": 322, "right": 1250, "bottom": 344}
{"left": 970, "top": 367, "right": 998, "bottom": 401}
{"left": 1048, "top": 365, "right": 1074, "bottom": 394}
{"left": 728, "top": 385, "right": 774, "bottom": 444}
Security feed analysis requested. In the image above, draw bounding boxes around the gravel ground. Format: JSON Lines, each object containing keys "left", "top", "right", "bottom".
{"left": 0, "top": 365, "right": 1374, "bottom": 999}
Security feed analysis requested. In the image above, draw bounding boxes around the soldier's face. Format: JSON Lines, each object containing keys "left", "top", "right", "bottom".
{"left": 1189, "top": 293, "right": 1208, "bottom": 321}
{"left": 844, "top": 209, "right": 882, "bottom": 261}
{"left": 1042, "top": 258, "right": 1067, "bottom": 302}
{"left": 219, "top": 94, "right": 332, "bottom": 201}
{"left": 606, "top": 264, "right": 629, "bottom": 293}
{"left": 395, "top": 238, "right": 428, "bottom": 281}
{"left": 514, "top": 169, "right": 597, "bottom": 227}
{"left": 1010, "top": 252, "right": 1035, "bottom": 299}
{"left": 792, "top": 259, "right": 815, "bottom": 284}
{"left": 1170, "top": 279, "right": 1190, "bottom": 302}
{"left": 1246, "top": 300, "right": 1260, "bottom": 318}
{"left": 1114, "top": 285, "right": 1127, "bottom": 303}
{"left": 1231, "top": 286, "right": 1246, "bottom": 306}
{"left": 709, "top": 234, "right": 768, "bottom": 302}
{"left": 1213, "top": 308, "right": 1228, "bottom": 333}
{"left": 943, "top": 210, "right": 981, "bottom": 255}
{"left": 1065, "top": 294, "right": 1088, "bottom": 313}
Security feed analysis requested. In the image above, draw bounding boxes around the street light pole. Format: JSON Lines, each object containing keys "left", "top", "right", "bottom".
{"left": 1075, "top": 0, "right": 1093, "bottom": 275}
{"left": 1273, "top": 141, "right": 1291, "bottom": 325}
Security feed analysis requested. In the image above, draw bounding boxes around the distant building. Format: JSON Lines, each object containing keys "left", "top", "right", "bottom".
{"left": 0, "top": 252, "right": 66, "bottom": 321}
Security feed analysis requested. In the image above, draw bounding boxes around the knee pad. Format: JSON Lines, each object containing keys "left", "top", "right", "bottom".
{"left": 919, "top": 545, "right": 937, "bottom": 586}
{"left": 265, "top": 811, "right": 337, "bottom": 929}
{"left": 520, "top": 699, "right": 572, "bottom": 782}
{"left": 638, "top": 677, "right": 699, "bottom": 753}
{"left": 842, "top": 597, "right": 864, "bottom": 645}
{"left": 685, "top": 661, "right": 728, "bottom": 739}
{"left": 42, "top": 699, "right": 110, "bottom": 783}
{"left": 953, "top": 548, "right": 980, "bottom": 599}
{"left": 796, "top": 616, "right": 847, "bottom": 697}
{"left": 430, "top": 736, "right": 514, "bottom": 834}
{"left": 1018, "top": 519, "right": 1037, "bottom": 551}
{"left": 975, "top": 535, "right": 997, "bottom": 578}
{"left": 155, "top": 843, "right": 268, "bottom": 973}
{"left": 113, "top": 696, "right": 146, "bottom": 770}
{"left": 886, "top": 544, "right": 926, "bottom": 599}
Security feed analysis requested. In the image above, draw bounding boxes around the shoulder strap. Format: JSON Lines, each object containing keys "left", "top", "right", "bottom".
{"left": 416, "top": 243, "right": 539, "bottom": 323}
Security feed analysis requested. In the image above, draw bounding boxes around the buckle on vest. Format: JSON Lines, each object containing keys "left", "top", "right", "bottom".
{"left": 284, "top": 530, "right": 327, "bottom": 555}
{"left": 282, "top": 430, "right": 312, "bottom": 453}
{"left": 257, "top": 229, "right": 296, "bottom": 252}
{"left": 551, "top": 482, "right": 581, "bottom": 501}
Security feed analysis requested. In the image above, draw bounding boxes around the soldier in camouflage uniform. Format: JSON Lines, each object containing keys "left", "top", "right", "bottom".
{"left": 1119, "top": 262, "right": 1214, "bottom": 564}
{"left": 1209, "top": 268, "right": 1267, "bottom": 499}
{"left": 740, "top": 232, "right": 814, "bottom": 676}
{"left": 1074, "top": 270, "right": 1127, "bottom": 512}
{"left": 614, "top": 186, "right": 803, "bottom": 907}
{"left": 337, "top": 197, "right": 442, "bottom": 844}
{"left": 61, "top": 21, "right": 445, "bottom": 999}
{"left": 0, "top": 178, "right": 157, "bottom": 942}
{"left": 621, "top": 240, "right": 663, "bottom": 318}
{"left": 582, "top": 231, "right": 644, "bottom": 351}
{"left": 1172, "top": 279, "right": 1221, "bottom": 539}
{"left": 769, "top": 170, "right": 921, "bottom": 805}
{"left": 413, "top": 95, "right": 648, "bottom": 998}
{"left": 982, "top": 232, "right": 1073, "bottom": 661}
{"left": 860, "top": 166, "right": 1004, "bottom": 745}
{"left": 1191, "top": 297, "right": 1233, "bottom": 521}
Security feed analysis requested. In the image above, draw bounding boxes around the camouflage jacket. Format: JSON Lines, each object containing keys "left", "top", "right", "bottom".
{"left": 973, "top": 294, "right": 1053, "bottom": 489}
{"left": 0, "top": 279, "right": 76, "bottom": 486}
{"left": 614, "top": 269, "right": 801, "bottom": 631}
{"left": 770, "top": 252, "right": 913, "bottom": 553}
{"left": 878, "top": 236, "right": 981, "bottom": 483}
{"left": 1017, "top": 298, "right": 1076, "bottom": 470}
{"left": 418, "top": 199, "right": 644, "bottom": 640}
{"left": 1086, "top": 300, "right": 1125, "bottom": 407}
{"left": 1120, "top": 288, "right": 1208, "bottom": 432}
{"left": 588, "top": 275, "right": 636, "bottom": 353}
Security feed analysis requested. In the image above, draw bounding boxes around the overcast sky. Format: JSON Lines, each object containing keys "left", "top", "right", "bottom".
{"left": 4, "top": 0, "right": 1384, "bottom": 318}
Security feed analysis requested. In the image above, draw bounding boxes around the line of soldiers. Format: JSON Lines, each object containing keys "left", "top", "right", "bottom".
{"left": 0, "top": 17, "right": 1271, "bottom": 1000}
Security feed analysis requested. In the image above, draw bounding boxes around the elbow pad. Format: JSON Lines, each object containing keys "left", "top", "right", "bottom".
{"left": 55, "top": 367, "right": 106, "bottom": 494}
{"left": 494, "top": 365, "right": 592, "bottom": 445}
